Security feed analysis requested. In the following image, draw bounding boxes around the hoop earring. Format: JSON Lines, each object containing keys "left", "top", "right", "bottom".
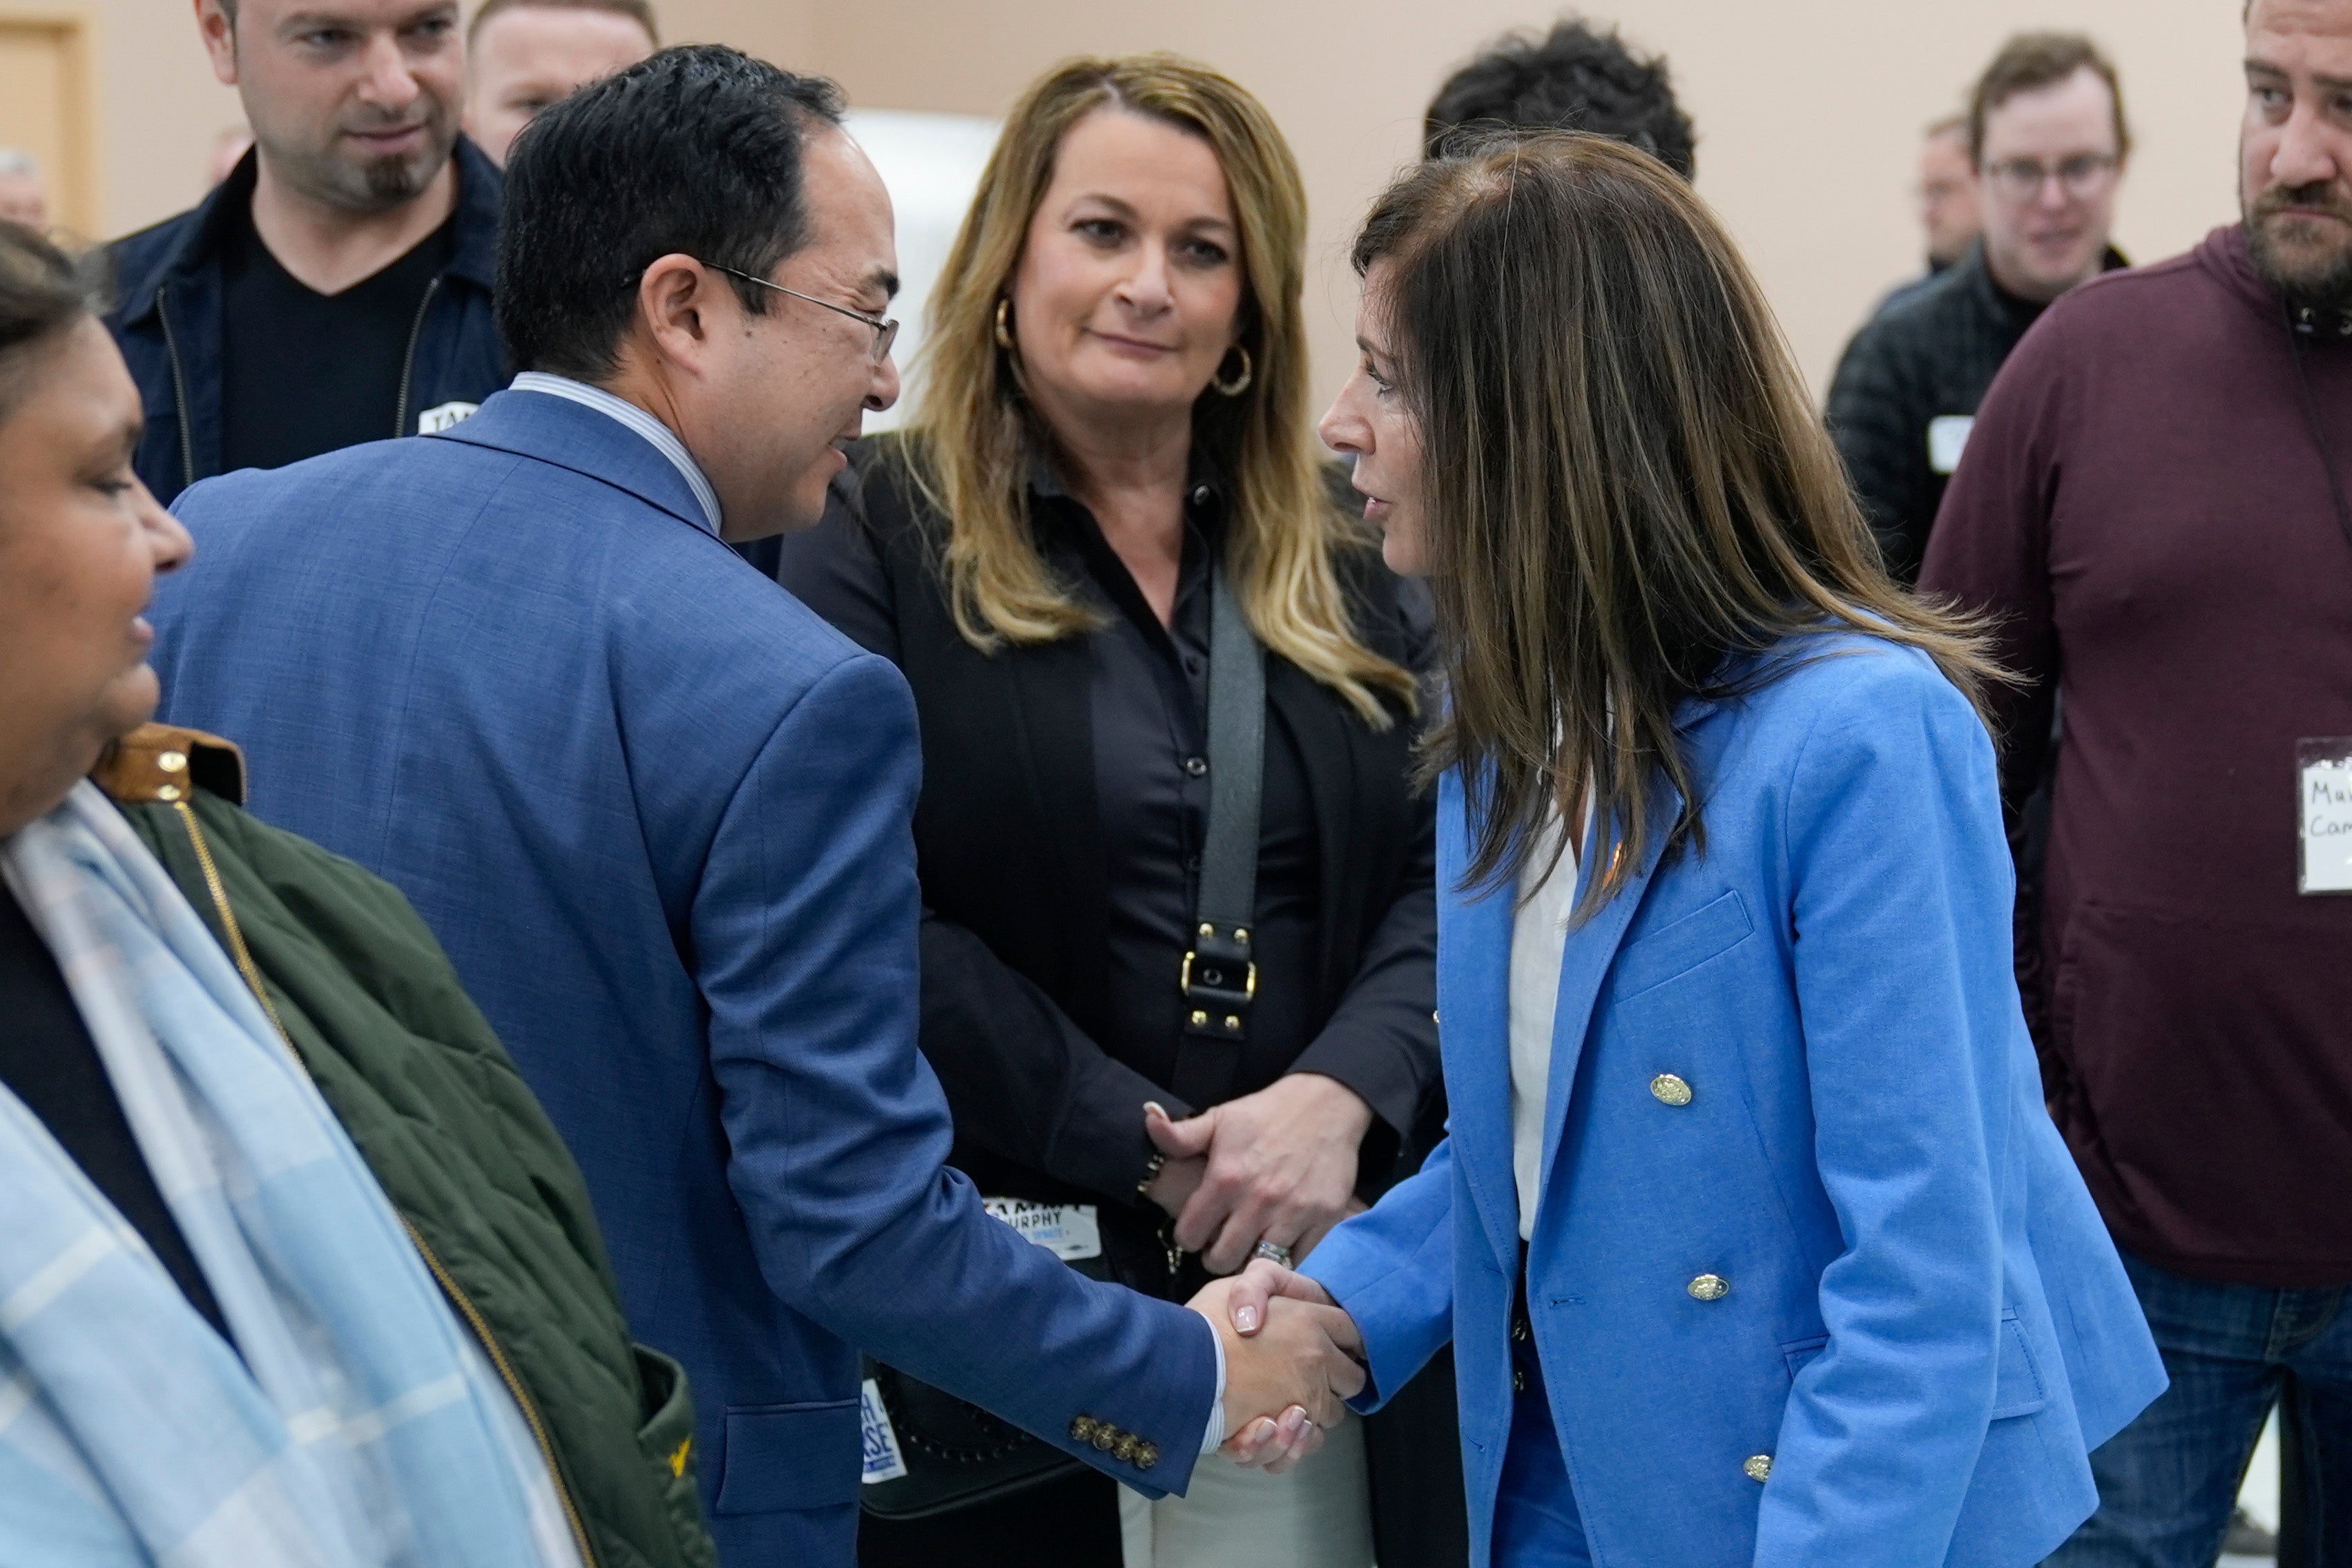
{"left": 994, "top": 297, "right": 1016, "bottom": 350}
{"left": 1211, "top": 344, "right": 1253, "bottom": 397}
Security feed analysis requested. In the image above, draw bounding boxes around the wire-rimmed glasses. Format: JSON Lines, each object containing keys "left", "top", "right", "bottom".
{"left": 700, "top": 260, "right": 899, "bottom": 365}
{"left": 1982, "top": 154, "right": 2120, "bottom": 204}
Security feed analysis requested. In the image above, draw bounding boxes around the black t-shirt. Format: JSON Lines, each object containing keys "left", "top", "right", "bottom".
{"left": 218, "top": 198, "right": 457, "bottom": 474}
{"left": 0, "top": 884, "right": 231, "bottom": 1341}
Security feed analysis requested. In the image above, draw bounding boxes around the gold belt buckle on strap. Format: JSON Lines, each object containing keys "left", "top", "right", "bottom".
{"left": 1180, "top": 935, "right": 1257, "bottom": 1038}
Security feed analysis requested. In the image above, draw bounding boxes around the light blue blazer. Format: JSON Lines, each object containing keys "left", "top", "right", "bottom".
{"left": 1302, "top": 633, "right": 2165, "bottom": 1567}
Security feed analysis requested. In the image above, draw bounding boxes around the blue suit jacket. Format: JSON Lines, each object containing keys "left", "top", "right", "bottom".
{"left": 1303, "top": 635, "right": 2166, "bottom": 1567}
{"left": 148, "top": 391, "right": 1218, "bottom": 1567}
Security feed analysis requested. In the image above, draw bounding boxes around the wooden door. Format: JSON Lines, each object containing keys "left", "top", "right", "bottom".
{"left": 0, "top": 10, "right": 94, "bottom": 233}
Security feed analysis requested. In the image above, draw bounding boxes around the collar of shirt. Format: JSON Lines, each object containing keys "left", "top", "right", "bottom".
{"left": 1023, "top": 447, "right": 1227, "bottom": 528}
{"left": 509, "top": 371, "right": 724, "bottom": 536}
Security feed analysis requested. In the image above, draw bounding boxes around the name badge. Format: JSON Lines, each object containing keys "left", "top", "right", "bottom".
{"left": 983, "top": 1198, "right": 1103, "bottom": 1261}
{"left": 2300, "top": 740, "right": 2352, "bottom": 893}
{"left": 859, "top": 1377, "right": 908, "bottom": 1484}
{"left": 1927, "top": 414, "right": 1976, "bottom": 476}
{"left": 416, "top": 400, "right": 479, "bottom": 435}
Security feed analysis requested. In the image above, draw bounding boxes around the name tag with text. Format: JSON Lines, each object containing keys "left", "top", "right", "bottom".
{"left": 859, "top": 1378, "right": 908, "bottom": 1484}
{"left": 2299, "top": 738, "right": 2352, "bottom": 893}
{"left": 416, "top": 400, "right": 479, "bottom": 435}
{"left": 983, "top": 1199, "right": 1103, "bottom": 1261}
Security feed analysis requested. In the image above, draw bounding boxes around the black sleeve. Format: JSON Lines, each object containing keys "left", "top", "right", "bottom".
{"left": 1825, "top": 316, "right": 1938, "bottom": 583}
{"left": 916, "top": 918, "right": 1191, "bottom": 1203}
{"left": 1285, "top": 788, "right": 1438, "bottom": 1139}
{"left": 773, "top": 464, "right": 1180, "bottom": 1203}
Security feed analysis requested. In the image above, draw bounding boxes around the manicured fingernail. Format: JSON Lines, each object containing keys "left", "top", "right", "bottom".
{"left": 1236, "top": 1305, "right": 1257, "bottom": 1332}
{"left": 1143, "top": 1101, "right": 1167, "bottom": 1119}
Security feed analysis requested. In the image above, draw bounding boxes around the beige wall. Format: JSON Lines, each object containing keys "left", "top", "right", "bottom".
{"left": 79, "top": 0, "right": 2250, "bottom": 401}
{"left": 797, "top": 0, "right": 2248, "bottom": 404}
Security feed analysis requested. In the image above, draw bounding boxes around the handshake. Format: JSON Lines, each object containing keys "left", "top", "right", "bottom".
{"left": 1185, "top": 1261, "right": 1362, "bottom": 1475}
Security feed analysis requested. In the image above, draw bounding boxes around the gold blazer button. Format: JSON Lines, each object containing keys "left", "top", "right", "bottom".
{"left": 1650, "top": 1073, "right": 1693, "bottom": 1106}
{"left": 1688, "top": 1273, "right": 1730, "bottom": 1301}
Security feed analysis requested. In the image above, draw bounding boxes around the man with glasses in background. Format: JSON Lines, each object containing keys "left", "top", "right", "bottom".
{"left": 1826, "top": 32, "right": 2128, "bottom": 584}
{"left": 1867, "top": 114, "right": 1983, "bottom": 320}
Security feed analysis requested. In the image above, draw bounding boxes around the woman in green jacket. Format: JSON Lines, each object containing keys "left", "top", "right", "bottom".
{"left": 0, "top": 220, "right": 713, "bottom": 1568}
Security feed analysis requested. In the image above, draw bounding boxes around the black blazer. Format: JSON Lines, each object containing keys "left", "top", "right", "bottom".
{"left": 770, "top": 437, "right": 1440, "bottom": 1231}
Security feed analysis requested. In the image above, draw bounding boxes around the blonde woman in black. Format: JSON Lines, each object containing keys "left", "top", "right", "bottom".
{"left": 771, "top": 53, "right": 1453, "bottom": 1568}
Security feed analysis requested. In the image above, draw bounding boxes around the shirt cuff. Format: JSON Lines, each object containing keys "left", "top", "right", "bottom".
{"left": 1199, "top": 1317, "right": 1226, "bottom": 1454}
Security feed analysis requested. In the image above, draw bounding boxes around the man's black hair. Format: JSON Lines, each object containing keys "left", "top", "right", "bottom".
{"left": 497, "top": 44, "right": 845, "bottom": 379}
{"left": 1425, "top": 17, "right": 1697, "bottom": 180}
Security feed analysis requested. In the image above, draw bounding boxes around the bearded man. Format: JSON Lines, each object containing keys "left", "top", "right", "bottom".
{"left": 1922, "top": 1, "right": 2352, "bottom": 1558}
{"left": 106, "top": 0, "right": 506, "bottom": 504}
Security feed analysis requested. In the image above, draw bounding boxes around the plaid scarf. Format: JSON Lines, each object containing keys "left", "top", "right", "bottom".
{"left": 0, "top": 782, "right": 575, "bottom": 1567}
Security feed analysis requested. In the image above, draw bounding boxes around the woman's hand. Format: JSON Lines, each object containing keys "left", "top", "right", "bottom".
{"left": 1216, "top": 1259, "right": 1357, "bottom": 1473}
{"left": 1144, "top": 1074, "right": 1373, "bottom": 1275}
{"left": 1139, "top": 1141, "right": 1206, "bottom": 1220}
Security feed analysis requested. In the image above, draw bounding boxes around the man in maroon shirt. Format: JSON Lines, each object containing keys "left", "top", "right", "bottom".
{"left": 1922, "top": 1, "right": 2352, "bottom": 1558}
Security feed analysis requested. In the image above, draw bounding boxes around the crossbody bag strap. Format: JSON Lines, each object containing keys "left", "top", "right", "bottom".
{"left": 1170, "top": 561, "right": 1265, "bottom": 1107}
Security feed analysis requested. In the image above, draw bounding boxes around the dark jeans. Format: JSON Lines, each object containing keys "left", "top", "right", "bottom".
{"left": 2045, "top": 1250, "right": 2351, "bottom": 1567}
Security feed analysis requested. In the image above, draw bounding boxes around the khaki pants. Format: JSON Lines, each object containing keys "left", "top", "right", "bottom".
{"left": 1119, "top": 1408, "right": 1374, "bottom": 1568}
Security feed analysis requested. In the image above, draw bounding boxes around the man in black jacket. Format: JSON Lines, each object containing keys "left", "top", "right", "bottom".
{"left": 105, "top": 0, "right": 506, "bottom": 505}
{"left": 1826, "top": 32, "right": 2128, "bottom": 583}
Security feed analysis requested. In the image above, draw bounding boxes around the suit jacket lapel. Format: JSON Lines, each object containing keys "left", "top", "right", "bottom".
{"left": 1434, "top": 771, "right": 1523, "bottom": 1271}
{"left": 1533, "top": 773, "right": 1685, "bottom": 1228}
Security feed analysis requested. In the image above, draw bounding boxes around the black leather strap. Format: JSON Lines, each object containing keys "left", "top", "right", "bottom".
{"left": 1173, "top": 562, "right": 1265, "bottom": 1103}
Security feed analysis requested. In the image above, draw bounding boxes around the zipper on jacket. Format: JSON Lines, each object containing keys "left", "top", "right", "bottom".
{"left": 155, "top": 285, "right": 198, "bottom": 495}
{"left": 398, "top": 1212, "right": 601, "bottom": 1568}
{"left": 171, "top": 801, "right": 601, "bottom": 1568}
{"left": 392, "top": 273, "right": 445, "bottom": 438}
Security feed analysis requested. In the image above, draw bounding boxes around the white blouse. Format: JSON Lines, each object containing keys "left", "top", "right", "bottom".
{"left": 1506, "top": 805, "right": 1583, "bottom": 1242}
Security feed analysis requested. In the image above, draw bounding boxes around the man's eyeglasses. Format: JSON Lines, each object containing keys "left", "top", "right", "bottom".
{"left": 1983, "top": 154, "right": 2120, "bottom": 204}
{"left": 700, "top": 260, "right": 899, "bottom": 365}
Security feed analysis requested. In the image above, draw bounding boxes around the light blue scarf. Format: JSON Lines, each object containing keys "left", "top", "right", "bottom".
{"left": 0, "top": 782, "right": 575, "bottom": 1567}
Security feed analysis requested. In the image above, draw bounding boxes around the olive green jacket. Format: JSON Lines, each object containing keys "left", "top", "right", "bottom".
{"left": 101, "top": 725, "right": 717, "bottom": 1568}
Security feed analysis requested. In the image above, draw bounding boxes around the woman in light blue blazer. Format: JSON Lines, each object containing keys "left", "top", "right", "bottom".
{"left": 1216, "top": 135, "right": 2167, "bottom": 1565}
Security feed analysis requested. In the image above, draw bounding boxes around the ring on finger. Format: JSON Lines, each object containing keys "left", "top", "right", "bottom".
{"left": 1252, "top": 1239, "right": 1295, "bottom": 1269}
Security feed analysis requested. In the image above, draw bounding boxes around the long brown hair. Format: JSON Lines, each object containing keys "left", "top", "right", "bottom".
{"left": 914, "top": 52, "right": 1415, "bottom": 726}
{"left": 1355, "top": 134, "right": 2008, "bottom": 916}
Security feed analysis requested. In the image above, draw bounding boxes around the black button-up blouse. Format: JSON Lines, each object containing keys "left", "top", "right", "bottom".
{"left": 767, "top": 441, "right": 1438, "bottom": 1210}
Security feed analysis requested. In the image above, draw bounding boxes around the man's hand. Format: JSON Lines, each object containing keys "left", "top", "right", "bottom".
{"left": 1146, "top": 1075, "right": 1373, "bottom": 1275}
{"left": 1214, "top": 1258, "right": 1354, "bottom": 1472}
{"left": 1187, "top": 1272, "right": 1365, "bottom": 1476}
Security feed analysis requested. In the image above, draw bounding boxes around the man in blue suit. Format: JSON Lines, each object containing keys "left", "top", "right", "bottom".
{"left": 146, "top": 47, "right": 1362, "bottom": 1567}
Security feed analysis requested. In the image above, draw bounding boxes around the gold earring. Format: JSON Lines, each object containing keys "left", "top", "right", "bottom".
{"left": 994, "top": 298, "right": 1016, "bottom": 350}
{"left": 1212, "top": 345, "right": 1253, "bottom": 397}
